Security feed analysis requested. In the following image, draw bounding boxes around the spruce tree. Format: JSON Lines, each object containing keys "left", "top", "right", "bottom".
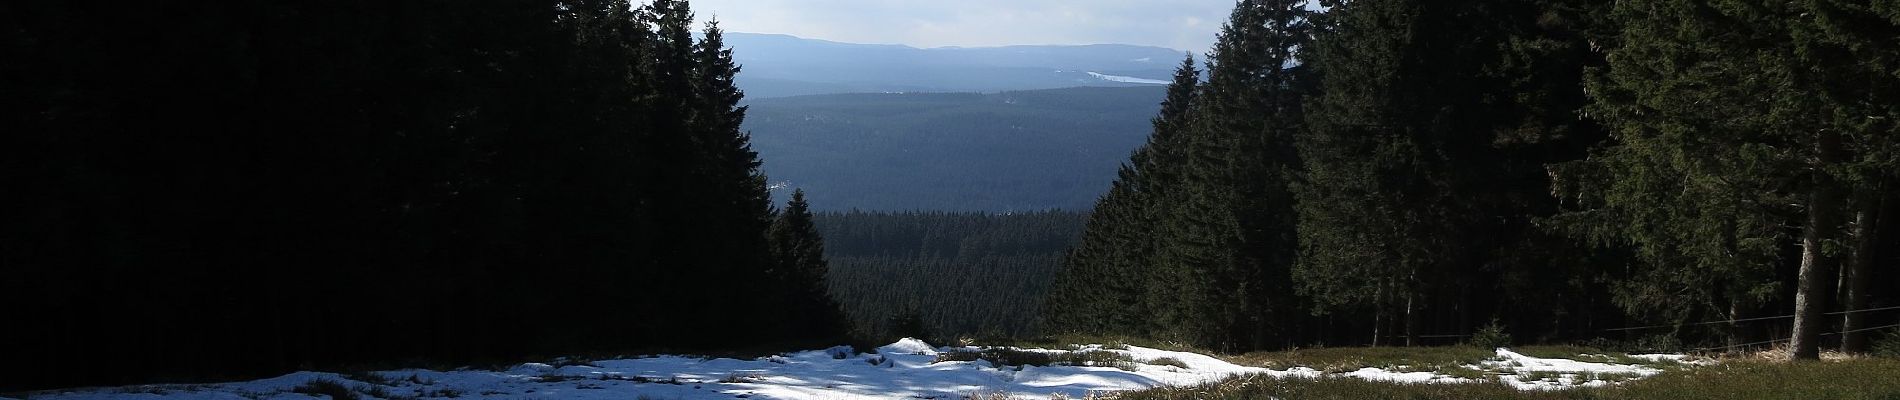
{"left": 1044, "top": 56, "right": 1199, "bottom": 337}
{"left": 1186, "top": 0, "right": 1310, "bottom": 350}
{"left": 1298, "top": 0, "right": 1465, "bottom": 346}
{"left": 1299, "top": 0, "right": 1610, "bottom": 346}
{"left": 1795, "top": 0, "right": 1900, "bottom": 354}
{"left": 1047, "top": 0, "right": 1313, "bottom": 351}
{"left": 769, "top": 190, "right": 850, "bottom": 346}
{"left": 1560, "top": 0, "right": 1897, "bottom": 358}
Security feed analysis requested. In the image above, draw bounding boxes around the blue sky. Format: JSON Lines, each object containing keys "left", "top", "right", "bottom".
{"left": 688, "top": 0, "right": 1238, "bottom": 52}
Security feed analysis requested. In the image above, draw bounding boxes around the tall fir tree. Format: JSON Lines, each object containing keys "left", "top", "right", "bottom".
{"left": 768, "top": 189, "right": 851, "bottom": 346}
{"left": 1559, "top": 0, "right": 1898, "bottom": 358}
{"left": 1188, "top": 0, "right": 1311, "bottom": 350}
{"left": 1046, "top": 0, "right": 1313, "bottom": 351}
{"left": 1298, "top": 0, "right": 1471, "bottom": 346}
{"left": 1299, "top": 0, "right": 1611, "bottom": 346}
{"left": 1044, "top": 56, "right": 1200, "bottom": 338}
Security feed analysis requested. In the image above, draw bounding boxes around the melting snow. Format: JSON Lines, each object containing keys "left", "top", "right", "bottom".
{"left": 25, "top": 340, "right": 1272, "bottom": 400}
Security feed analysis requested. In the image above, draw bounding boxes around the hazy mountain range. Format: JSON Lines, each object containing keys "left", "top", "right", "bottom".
{"left": 730, "top": 33, "right": 1177, "bottom": 211}
{"left": 726, "top": 32, "right": 1188, "bottom": 98}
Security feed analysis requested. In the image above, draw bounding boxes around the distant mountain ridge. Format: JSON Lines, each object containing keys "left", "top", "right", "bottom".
{"left": 725, "top": 32, "right": 1190, "bottom": 98}
{"left": 746, "top": 86, "right": 1167, "bottom": 211}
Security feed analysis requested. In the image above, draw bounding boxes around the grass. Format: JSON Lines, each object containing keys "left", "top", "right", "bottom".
{"left": 1513, "top": 346, "right": 1684, "bottom": 368}
{"left": 980, "top": 334, "right": 1208, "bottom": 354}
{"left": 340, "top": 370, "right": 395, "bottom": 387}
{"left": 1143, "top": 357, "right": 1189, "bottom": 369}
{"left": 934, "top": 348, "right": 1139, "bottom": 371}
{"left": 1436, "top": 365, "right": 1492, "bottom": 380}
{"left": 532, "top": 374, "right": 576, "bottom": 383}
{"left": 1111, "top": 374, "right": 1553, "bottom": 400}
{"left": 1602, "top": 358, "right": 1900, "bottom": 399}
{"left": 290, "top": 379, "right": 360, "bottom": 400}
{"left": 718, "top": 372, "right": 764, "bottom": 383}
{"left": 1582, "top": 371, "right": 1641, "bottom": 383}
{"left": 1518, "top": 370, "right": 1563, "bottom": 383}
{"left": 1230, "top": 345, "right": 1497, "bottom": 373}
{"left": 1108, "top": 357, "right": 1900, "bottom": 399}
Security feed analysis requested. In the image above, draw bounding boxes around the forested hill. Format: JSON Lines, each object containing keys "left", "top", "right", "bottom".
{"left": 748, "top": 86, "right": 1166, "bottom": 211}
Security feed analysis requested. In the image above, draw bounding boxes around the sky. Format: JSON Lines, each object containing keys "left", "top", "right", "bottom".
{"left": 687, "top": 0, "right": 1239, "bottom": 53}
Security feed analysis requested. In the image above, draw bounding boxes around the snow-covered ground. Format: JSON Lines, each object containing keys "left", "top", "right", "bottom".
{"left": 1337, "top": 348, "right": 1697, "bottom": 391}
{"left": 19, "top": 340, "right": 1696, "bottom": 399}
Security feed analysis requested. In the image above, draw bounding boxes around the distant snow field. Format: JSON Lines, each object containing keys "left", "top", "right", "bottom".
{"left": 1086, "top": 72, "right": 1171, "bottom": 85}
{"left": 23, "top": 340, "right": 1694, "bottom": 399}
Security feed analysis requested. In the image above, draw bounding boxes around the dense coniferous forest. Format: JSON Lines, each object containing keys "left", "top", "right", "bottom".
{"left": 1045, "top": 0, "right": 1900, "bottom": 358}
{"left": 1, "top": 0, "right": 845, "bottom": 391}
{"left": 8, "top": 0, "right": 1900, "bottom": 394}
{"left": 747, "top": 87, "right": 1164, "bottom": 211}
{"left": 816, "top": 211, "right": 1085, "bottom": 340}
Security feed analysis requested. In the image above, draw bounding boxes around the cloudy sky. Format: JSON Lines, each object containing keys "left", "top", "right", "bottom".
{"left": 687, "top": 0, "right": 1237, "bottom": 52}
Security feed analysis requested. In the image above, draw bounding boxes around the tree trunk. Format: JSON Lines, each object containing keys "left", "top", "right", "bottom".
{"left": 1791, "top": 130, "right": 1844, "bottom": 361}
{"left": 1372, "top": 281, "right": 1385, "bottom": 347}
{"left": 1404, "top": 291, "right": 1418, "bottom": 347}
{"left": 1841, "top": 187, "right": 1885, "bottom": 353}
{"left": 1728, "top": 299, "right": 1742, "bottom": 350}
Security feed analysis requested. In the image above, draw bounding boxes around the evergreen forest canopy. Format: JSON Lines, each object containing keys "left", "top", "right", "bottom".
{"left": 747, "top": 87, "right": 1164, "bottom": 211}
{"left": 817, "top": 211, "right": 1086, "bottom": 341}
{"left": 1, "top": 0, "right": 845, "bottom": 391}
{"left": 1044, "top": 0, "right": 1900, "bottom": 359}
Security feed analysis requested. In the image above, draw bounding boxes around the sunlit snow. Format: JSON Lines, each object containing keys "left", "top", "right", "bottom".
{"left": 23, "top": 341, "right": 1690, "bottom": 399}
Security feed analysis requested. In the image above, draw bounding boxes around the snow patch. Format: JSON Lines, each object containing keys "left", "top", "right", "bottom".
{"left": 876, "top": 337, "right": 939, "bottom": 355}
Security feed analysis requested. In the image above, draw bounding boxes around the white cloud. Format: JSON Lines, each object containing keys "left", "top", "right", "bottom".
{"left": 687, "top": 0, "right": 1237, "bottom": 52}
